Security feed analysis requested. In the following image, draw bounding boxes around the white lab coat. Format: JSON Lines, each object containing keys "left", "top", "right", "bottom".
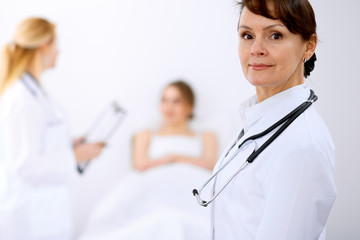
{"left": 0, "top": 73, "right": 76, "bottom": 240}
{"left": 211, "top": 84, "right": 337, "bottom": 240}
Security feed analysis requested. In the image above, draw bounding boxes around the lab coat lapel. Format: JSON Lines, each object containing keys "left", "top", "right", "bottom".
{"left": 21, "top": 73, "right": 64, "bottom": 126}
{"left": 240, "top": 84, "right": 311, "bottom": 139}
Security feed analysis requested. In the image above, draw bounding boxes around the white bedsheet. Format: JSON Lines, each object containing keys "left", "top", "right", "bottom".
{"left": 79, "top": 163, "right": 212, "bottom": 240}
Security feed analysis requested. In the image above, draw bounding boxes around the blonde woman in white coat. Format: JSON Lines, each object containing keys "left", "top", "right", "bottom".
{"left": 0, "top": 18, "right": 104, "bottom": 240}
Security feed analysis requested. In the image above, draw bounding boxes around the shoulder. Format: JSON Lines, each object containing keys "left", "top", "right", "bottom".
{"left": 201, "top": 131, "right": 216, "bottom": 139}
{"left": 304, "top": 107, "right": 334, "bottom": 145}
{"left": 134, "top": 129, "right": 153, "bottom": 142}
{"left": 304, "top": 107, "right": 334, "bottom": 152}
{"left": 201, "top": 131, "right": 217, "bottom": 144}
{"left": 0, "top": 81, "right": 35, "bottom": 116}
{"left": 269, "top": 106, "right": 336, "bottom": 173}
{"left": 280, "top": 106, "right": 335, "bottom": 167}
{"left": 1, "top": 81, "right": 28, "bottom": 103}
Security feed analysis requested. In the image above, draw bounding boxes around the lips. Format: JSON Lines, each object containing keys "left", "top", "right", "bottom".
{"left": 249, "top": 63, "right": 273, "bottom": 71}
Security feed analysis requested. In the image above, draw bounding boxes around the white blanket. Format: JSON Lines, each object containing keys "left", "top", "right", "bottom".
{"left": 79, "top": 163, "right": 212, "bottom": 240}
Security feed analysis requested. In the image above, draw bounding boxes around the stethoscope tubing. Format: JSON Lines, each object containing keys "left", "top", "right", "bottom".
{"left": 21, "top": 74, "right": 62, "bottom": 124}
{"left": 193, "top": 90, "right": 317, "bottom": 207}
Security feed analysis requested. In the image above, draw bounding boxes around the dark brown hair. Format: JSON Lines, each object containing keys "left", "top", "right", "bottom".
{"left": 166, "top": 80, "right": 195, "bottom": 119}
{"left": 238, "top": 0, "right": 317, "bottom": 78}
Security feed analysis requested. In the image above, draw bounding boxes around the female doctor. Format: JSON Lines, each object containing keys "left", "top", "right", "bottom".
{"left": 193, "top": 0, "right": 337, "bottom": 239}
{"left": 0, "top": 18, "right": 104, "bottom": 239}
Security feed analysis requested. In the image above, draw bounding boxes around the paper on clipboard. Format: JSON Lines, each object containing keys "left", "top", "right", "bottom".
{"left": 84, "top": 101, "right": 126, "bottom": 143}
{"left": 77, "top": 101, "right": 126, "bottom": 174}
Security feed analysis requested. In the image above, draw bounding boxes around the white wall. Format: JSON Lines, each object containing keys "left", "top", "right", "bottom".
{"left": 309, "top": 1, "right": 360, "bottom": 239}
{"left": 0, "top": 0, "right": 359, "bottom": 239}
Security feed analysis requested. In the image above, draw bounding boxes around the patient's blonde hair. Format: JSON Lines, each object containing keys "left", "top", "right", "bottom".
{"left": 0, "top": 17, "right": 56, "bottom": 96}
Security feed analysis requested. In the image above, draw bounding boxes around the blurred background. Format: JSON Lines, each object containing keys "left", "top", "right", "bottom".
{"left": 0, "top": 0, "right": 359, "bottom": 239}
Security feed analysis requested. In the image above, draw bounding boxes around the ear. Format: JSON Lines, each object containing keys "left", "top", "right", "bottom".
{"left": 38, "top": 43, "right": 52, "bottom": 55}
{"left": 305, "top": 34, "right": 317, "bottom": 60}
{"left": 186, "top": 105, "right": 193, "bottom": 119}
{"left": 38, "top": 45, "right": 47, "bottom": 55}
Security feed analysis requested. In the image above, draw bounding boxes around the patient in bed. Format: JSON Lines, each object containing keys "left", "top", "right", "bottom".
{"left": 133, "top": 80, "right": 217, "bottom": 171}
{"left": 79, "top": 81, "right": 217, "bottom": 240}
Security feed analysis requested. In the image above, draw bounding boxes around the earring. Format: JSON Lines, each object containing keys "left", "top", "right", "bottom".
{"left": 303, "top": 58, "right": 307, "bottom": 63}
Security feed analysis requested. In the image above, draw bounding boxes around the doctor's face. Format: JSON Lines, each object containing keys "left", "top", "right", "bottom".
{"left": 238, "top": 7, "right": 307, "bottom": 91}
{"left": 161, "top": 86, "right": 192, "bottom": 126}
{"left": 47, "top": 39, "right": 59, "bottom": 69}
{"left": 40, "top": 38, "right": 59, "bottom": 70}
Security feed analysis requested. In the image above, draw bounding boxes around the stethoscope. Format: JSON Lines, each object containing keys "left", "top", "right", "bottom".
{"left": 193, "top": 90, "right": 318, "bottom": 207}
{"left": 21, "top": 72, "right": 63, "bottom": 125}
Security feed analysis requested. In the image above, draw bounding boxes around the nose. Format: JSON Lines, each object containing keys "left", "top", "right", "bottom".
{"left": 251, "top": 38, "right": 267, "bottom": 57}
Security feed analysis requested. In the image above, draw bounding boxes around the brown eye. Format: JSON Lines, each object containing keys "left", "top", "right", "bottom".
{"left": 241, "top": 33, "right": 253, "bottom": 40}
{"left": 270, "top": 32, "right": 283, "bottom": 40}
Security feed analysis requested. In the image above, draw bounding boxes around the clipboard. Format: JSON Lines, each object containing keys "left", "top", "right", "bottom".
{"left": 77, "top": 101, "right": 126, "bottom": 174}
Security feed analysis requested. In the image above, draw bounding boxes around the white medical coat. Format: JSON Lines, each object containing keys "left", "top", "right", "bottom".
{"left": 211, "top": 84, "right": 337, "bottom": 240}
{"left": 0, "top": 73, "right": 76, "bottom": 240}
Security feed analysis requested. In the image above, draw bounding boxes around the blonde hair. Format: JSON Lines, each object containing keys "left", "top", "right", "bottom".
{"left": 0, "top": 17, "right": 56, "bottom": 96}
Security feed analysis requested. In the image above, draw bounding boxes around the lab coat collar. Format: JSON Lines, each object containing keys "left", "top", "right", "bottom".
{"left": 21, "top": 72, "right": 44, "bottom": 97}
{"left": 21, "top": 72, "right": 64, "bottom": 125}
{"left": 239, "top": 84, "right": 311, "bottom": 133}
